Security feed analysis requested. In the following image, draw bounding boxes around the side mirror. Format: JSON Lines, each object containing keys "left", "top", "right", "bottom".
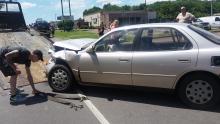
{"left": 86, "top": 46, "right": 94, "bottom": 53}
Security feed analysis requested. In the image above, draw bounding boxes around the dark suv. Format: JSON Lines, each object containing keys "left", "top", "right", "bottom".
{"left": 34, "top": 20, "right": 51, "bottom": 37}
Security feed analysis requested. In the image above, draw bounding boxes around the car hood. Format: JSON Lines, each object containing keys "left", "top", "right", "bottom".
{"left": 53, "top": 38, "right": 97, "bottom": 51}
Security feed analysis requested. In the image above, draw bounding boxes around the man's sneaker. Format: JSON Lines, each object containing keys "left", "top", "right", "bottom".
{"left": 9, "top": 88, "right": 24, "bottom": 95}
{"left": 16, "top": 88, "right": 24, "bottom": 94}
{"left": 10, "top": 94, "right": 27, "bottom": 104}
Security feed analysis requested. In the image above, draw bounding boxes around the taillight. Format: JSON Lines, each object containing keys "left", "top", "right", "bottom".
{"left": 211, "top": 56, "right": 220, "bottom": 66}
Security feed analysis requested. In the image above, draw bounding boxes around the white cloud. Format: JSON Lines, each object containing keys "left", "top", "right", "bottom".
{"left": 96, "top": 0, "right": 123, "bottom": 6}
{"left": 55, "top": 0, "right": 86, "bottom": 9}
{"left": 21, "top": 2, "right": 36, "bottom": 9}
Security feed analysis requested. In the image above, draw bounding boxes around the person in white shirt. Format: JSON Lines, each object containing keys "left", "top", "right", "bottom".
{"left": 176, "top": 6, "right": 195, "bottom": 23}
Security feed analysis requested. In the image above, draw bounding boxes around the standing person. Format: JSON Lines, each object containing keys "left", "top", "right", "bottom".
{"left": 0, "top": 46, "right": 43, "bottom": 104}
{"left": 110, "top": 20, "right": 119, "bottom": 30}
{"left": 98, "top": 22, "right": 105, "bottom": 37}
{"left": 50, "top": 24, "right": 55, "bottom": 37}
{"left": 176, "top": 6, "right": 195, "bottom": 23}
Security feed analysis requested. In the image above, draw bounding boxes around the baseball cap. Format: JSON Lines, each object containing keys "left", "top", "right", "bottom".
{"left": 33, "top": 49, "right": 43, "bottom": 61}
{"left": 181, "top": 6, "right": 186, "bottom": 10}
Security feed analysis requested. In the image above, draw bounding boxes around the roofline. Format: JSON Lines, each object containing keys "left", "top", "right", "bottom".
{"left": 83, "top": 10, "right": 154, "bottom": 16}
{"left": 110, "top": 23, "right": 190, "bottom": 32}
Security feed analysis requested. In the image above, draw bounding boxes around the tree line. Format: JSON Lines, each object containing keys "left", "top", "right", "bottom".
{"left": 83, "top": 0, "right": 220, "bottom": 21}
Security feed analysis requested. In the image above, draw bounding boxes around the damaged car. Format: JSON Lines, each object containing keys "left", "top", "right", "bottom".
{"left": 46, "top": 23, "right": 220, "bottom": 109}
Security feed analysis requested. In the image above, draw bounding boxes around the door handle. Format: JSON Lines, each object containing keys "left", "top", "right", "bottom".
{"left": 178, "top": 59, "right": 191, "bottom": 63}
{"left": 119, "top": 59, "right": 130, "bottom": 62}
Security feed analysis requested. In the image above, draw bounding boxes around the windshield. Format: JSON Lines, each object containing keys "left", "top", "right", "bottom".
{"left": 188, "top": 25, "right": 220, "bottom": 44}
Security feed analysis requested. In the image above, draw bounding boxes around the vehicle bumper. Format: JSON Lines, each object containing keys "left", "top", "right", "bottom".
{"left": 45, "top": 59, "right": 55, "bottom": 77}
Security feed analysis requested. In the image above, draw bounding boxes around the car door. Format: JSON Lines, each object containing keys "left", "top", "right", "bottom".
{"left": 79, "top": 29, "right": 138, "bottom": 85}
{"left": 132, "top": 27, "right": 198, "bottom": 89}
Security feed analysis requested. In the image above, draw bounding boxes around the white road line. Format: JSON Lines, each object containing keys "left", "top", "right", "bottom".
{"left": 77, "top": 90, "right": 110, "bottom": 124}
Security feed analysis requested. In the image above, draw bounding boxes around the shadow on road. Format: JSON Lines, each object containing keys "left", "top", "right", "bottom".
{"left": 79, "top": 85, "right": 220, "bottom": 113}
{"left": 10, "top": 93, "right": 48, "bottom": 106}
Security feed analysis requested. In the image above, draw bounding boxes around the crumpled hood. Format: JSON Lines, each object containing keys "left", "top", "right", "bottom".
{"left": 53, "top": 38, "right": 97, "bottom": 51}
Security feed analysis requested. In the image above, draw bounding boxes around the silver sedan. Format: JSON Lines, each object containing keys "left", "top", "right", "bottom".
{"left": 46, "top": 23, "right": 220, "bottom": 109}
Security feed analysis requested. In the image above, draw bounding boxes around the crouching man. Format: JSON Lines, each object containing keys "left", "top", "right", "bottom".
{"left": 0, "top": 46, "right": 43, "bottom": 103}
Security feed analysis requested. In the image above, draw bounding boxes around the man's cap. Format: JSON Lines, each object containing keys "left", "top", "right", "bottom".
{"left": 33, "top": 49, "right": 43, "bottom": 61}
{"left": 181, "top": 6, "right": 186, "bottom": 10}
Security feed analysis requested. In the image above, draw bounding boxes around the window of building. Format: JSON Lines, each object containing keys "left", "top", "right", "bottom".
{"left": 93, "top": 18, "right": 97, "bottom": 24}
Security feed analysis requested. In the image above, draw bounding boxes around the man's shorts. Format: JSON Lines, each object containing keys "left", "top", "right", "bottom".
{"left": 0, "top": 57, "right": 16, "bottom": 77}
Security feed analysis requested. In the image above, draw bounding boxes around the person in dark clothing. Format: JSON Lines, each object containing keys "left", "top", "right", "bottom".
{"left": 0, "top": 46, "right": 43, "bottom": 103}
{"left": 98, "top": 22, "right": 105, "bottom": 37}
{"left": 50, "top": 24, "right": 55, "bottom": 37}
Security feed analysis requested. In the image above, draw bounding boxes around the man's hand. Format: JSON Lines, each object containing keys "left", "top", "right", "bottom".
{"left": 16, "top": 70, "right": 21, "bottom": 75}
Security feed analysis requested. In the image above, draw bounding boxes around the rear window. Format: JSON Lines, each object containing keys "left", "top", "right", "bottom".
{"left": 188, "top": 25, "right": 220, "bottom": 44}
{"left": 0, "top": 3, "right": 6, "bottom": 12}
{"left": 7, "top": 3, "right": 20, "bottom": 12}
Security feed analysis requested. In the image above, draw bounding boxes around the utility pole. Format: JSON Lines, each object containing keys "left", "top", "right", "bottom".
{"left": 68, "top": 0, "right": 71, "bottom": 16}
{"left": 211, "top": 0, "right": 213, "bottom": 16}
{"left": 61, "top": 0, "right": 64, "bottom": 18}
{"left": 145, "top": 0, "right": 148, "bottom": 23}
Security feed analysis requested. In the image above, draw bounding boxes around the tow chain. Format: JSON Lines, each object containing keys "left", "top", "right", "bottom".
{"left": 37, "top": 92, "right": 88, "bottom": 111}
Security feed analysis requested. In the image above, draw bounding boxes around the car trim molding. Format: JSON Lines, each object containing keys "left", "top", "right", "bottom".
{"left": 80, "top": 71, "right": 131, "bottom": 75}
{"left": 133, "top": 73, "right": 176, "bottom": 77}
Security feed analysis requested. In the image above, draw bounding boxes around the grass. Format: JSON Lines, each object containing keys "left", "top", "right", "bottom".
{"left": 54, "top": 30, "right": 99, "bottom": 40}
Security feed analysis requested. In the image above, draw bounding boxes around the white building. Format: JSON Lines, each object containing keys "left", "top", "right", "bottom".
{"left": 83, "top": 10, "right": 157, "bottom": 28}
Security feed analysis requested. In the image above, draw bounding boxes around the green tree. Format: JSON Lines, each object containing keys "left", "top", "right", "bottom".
{"left": 57, "top": 20, "right": 74, "bottom": 32}
{"left": 83, "top": 0, "right": 220, "bottom": 21}
{"left": 103, "top": 3, "right": 121, "bottom": 12}
{"left": 83, "top": 6, "right": 101, "bottom": 15}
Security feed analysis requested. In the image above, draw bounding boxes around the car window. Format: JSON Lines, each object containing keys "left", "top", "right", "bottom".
{"left": 0, "top": 3, "right": 6, "bottom": 12}
{"left": 139, "top": 27, "right": 192, "bottom": 51}
{"left": 189, "top": 25, "right": 220, "bottom": 44}
{"left": 215, "top": 17, "right": 220, "bottom": 21}
{"left": 94, "top": 29, "right": 138, "bottom": 52}
{"left": 7, "top": 3, "right": 20, "bottom": 12}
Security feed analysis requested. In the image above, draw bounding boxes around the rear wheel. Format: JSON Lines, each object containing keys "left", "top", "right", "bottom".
{"left": 48, "top": 65, "right": 74, "bottom": 92}
{"left": 178, "top": 74, "right": 220, "bottom": 109}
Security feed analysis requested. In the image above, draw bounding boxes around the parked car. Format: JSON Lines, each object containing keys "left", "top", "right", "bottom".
{"left": 199, "top": 16, "right": 220, "bottom": 29}
{"left": 46, "top": 23, "right": 220, "bottom": 109}
{"left": 34, "top": 20, "right": 51, "bottom": 37}
{"left": 192, "top": 18, "right": 211, "bottom": 30}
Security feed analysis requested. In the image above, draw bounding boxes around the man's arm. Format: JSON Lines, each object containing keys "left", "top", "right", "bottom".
{"left": 25, "top": 67, "right": 38, "bottom": 92}
{"left": 176, "top": 14, "right": 180, "bottom": 22}
{"left": 188, "top": 12, "right": 195, "bottom": 21}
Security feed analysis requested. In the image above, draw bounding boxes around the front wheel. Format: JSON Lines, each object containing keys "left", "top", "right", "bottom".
{"left": 48, "top": 65, "right": 74, "bottom": 92}
{"left": 178, "top": 74, "right": 220, "bottom": 109}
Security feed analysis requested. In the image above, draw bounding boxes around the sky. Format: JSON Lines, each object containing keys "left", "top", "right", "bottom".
{"left": 14, "top": 0, "right": 172, "bottom": 24}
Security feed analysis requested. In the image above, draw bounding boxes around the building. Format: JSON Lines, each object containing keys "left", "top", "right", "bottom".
{"left": 74, "top": 18, "right": 89, "bottom": 29}
{"left": 83, "top": 10, "right": 156, "bottom": 28}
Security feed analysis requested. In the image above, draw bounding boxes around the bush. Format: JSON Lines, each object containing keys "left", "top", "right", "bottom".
{"left": 57, "top": 20, "right": 74, "bottom": 31}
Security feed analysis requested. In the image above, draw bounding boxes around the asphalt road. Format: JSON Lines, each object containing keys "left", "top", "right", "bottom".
{"left": 0, "top": 83, "right": 220, "bottom": 124}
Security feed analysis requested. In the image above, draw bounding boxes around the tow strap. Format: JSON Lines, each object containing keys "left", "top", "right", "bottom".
{"left": 36, "top": 92, "right": 88, "bottom": 111}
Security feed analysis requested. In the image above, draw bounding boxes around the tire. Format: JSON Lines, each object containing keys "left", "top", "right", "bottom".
{"left": 48, "top": 65, "right": 74, "bottom": 92}
{"left": 178, "top": 74, "right": 220, "bottom": 109}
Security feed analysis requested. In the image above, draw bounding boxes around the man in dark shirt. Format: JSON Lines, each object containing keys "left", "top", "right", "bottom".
{"left": 0, "top": 46, "right": 44, "bottom": 103}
